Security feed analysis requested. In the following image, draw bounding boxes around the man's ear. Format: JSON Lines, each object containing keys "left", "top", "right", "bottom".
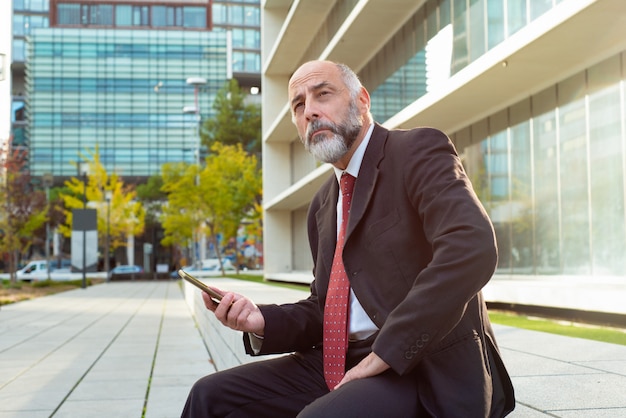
{"left": 358, "top": 86, "right": 371, "bottom": 114}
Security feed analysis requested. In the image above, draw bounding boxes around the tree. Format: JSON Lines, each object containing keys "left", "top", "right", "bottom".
{"left": 0, "top": 149, "right": 48, "bottom": 282}
{"left": 58, "top": 148, "right": 145, "bottom": 264}
{"left": 160, "top": 144, "right": 261, "bottom": 274}
{"left": 136, "top": 174, "right": 166, "bottom": 224}
{"left": 202, "top": 79, "right": 262, "bottom": 156}
{"left": 160, "top": 162, "right": 203, "bottom": 268}
{"left": 199, "top": 143, "right": 262, "bottom": 274}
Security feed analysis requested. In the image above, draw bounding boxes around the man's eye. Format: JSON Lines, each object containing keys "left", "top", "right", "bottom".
{"left": 294, "top": 103, "right": 303, "bottom": 112}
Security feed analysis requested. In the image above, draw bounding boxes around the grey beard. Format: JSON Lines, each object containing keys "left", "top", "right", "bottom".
{"left": 303, "top": 104, "right": 362, "bottom": 164}
{"left": 307, "top": 132, "right": 349, "bottom": 163}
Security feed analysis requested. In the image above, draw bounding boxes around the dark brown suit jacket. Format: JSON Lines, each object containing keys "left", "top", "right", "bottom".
{"left": 249, "top": 124, "right": 515, "bottom": 416}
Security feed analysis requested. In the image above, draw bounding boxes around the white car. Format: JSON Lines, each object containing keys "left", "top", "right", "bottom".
{"left": 201, "top": 258, "right": 234, "bottom": 271}
{"left": 16, "top": 260, "right": 72, "bottom": 281}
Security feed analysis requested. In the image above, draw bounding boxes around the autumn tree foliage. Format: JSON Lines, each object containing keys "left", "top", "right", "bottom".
{"left": 0, "top": 149, "right": 48, "bottom": 282}
{"left": 160, "top": 143, "right": 261, "bottom": 274}
{"left": 58, "top": 148, "right": 145, "bottom": 261}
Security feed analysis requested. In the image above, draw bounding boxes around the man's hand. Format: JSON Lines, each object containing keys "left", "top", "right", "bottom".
{"left": 201, "top": 289, "right": 265, "bottom": 336}
{"left": 334, "top": 352, "right": 390, "bottom": 390}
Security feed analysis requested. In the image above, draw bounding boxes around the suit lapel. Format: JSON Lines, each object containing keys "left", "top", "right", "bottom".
{"left": 316, "top": 176, "right": 339, "bottom": 274}
{"left": 346, "top": 124, "right": 387, "bottom": 241}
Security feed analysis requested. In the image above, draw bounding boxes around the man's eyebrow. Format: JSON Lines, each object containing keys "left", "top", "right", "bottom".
{"left": 290, "top": 81, "right": 334, "bottom": 108}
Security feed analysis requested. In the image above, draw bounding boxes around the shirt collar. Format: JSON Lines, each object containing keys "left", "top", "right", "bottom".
{"left": 334, "top": 123, "right": 374, "bottom": 183}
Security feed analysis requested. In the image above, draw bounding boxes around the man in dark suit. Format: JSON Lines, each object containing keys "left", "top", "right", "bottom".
{"left": 181, "top": 60, "right": 515, "bottom": 417}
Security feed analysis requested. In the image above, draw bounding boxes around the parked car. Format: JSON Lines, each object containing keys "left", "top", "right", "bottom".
{"left": 109, "top": 265, "right": 143, "bottom": 279}
{"left": 201, "top": 258, "right": 234, "bottom": 271}
{"left": 17, "top": 259, "right": 72, "bottom": 281}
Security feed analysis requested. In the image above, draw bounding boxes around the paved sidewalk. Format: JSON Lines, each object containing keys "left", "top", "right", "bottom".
{"left": 1, "top": 280, "right": 625, "bottom": 417}
{"left": 0, "top": 281, "right": 210, "bottom": 418}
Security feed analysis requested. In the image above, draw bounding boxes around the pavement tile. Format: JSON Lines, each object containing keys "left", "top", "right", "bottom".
{"left": 1, "top": 280, "right": 625, "bottom": 418}
{"left": 53, "top": 398, "right": 145, "bottom": 418}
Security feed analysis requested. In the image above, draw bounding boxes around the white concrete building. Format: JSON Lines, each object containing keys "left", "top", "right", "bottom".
{"left": 261, "top": 0, "right": 626, "bottom": 317}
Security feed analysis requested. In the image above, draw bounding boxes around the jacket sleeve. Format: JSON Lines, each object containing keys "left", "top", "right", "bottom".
{"left": 243, "top": 296, "right": 323, "bottom": 355}
{"left": 242, "top": 176, "right": 336, "bottom": 356}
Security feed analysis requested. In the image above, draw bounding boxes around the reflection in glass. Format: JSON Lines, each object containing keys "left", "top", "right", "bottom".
{"left": 588, "top": 57, "right": 625, "bottom": 276}
{"left": 559, "top": 93, "right": 590, "bottom": 274}
{"left": 533, "top": 109, "right": 561, "bottom": 274}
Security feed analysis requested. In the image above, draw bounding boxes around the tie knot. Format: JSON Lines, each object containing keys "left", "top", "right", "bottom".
{"left": 340, "top": 173, "right": 356, "bottom": 197}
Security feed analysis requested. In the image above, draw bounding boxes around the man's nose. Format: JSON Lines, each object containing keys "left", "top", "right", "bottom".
{"left": 304, "top": 101, "right": 320, "bottom": 120}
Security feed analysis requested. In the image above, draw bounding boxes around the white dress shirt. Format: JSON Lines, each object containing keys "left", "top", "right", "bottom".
{"left": 332, "top": 123, "right": 379, "bottom": 341}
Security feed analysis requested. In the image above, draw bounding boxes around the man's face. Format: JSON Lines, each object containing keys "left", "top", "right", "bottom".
{"left": 288, "top": 62, "right": 364, "bottom": 165}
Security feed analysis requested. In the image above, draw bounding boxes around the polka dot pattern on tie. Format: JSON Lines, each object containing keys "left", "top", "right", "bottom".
{"left": 323, "top": 172, "right": 356, "bottom": 390}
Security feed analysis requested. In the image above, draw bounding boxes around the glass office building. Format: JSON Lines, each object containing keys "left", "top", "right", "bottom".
{"left": 26, "top": 28, "right": 229, "bottom": 178}
{"left": 354, "top": 0, "right": 626, "bottom": 278}
{"left": 212, "top": 0, "right": 261, "bottom": 75}
{"left": 11, "top": 0, "right": 50, "bottom": 153}
{"left": 10, "top": 0, "right": 260, "bottom": 179}
{"left": 261, "top": 0, "right": 626, "bottom": 314}
{"left": 460, "top": 54, "right": 626, "bottom": 278}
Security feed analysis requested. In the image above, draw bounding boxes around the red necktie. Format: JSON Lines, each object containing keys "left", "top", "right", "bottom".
{"left": 323, "top": 172, "right": 356, "bottom": 390}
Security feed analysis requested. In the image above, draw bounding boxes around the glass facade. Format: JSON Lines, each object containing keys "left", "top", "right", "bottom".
{"left": 55, "top": 2, "right": 208, "bottom": 29}
{"left": 13, "top": 0, "right": 49, "bottom": 63}
{"left": 364, "top": 0, "right": 564, "bottom": 123}
{"left": 12, "top": 0, "right": 50, "bottom": 157}
{"left": 212, "top": 0, "right": 260, "bottom": 74}
{"left": 25, "top": 28, "right": 229, "bottom": 178}
{"left": 354, "top": 0, "right": 626, "bottom": 279}
{"left": 460, "top": 53, "right": 626, "bottom": 277}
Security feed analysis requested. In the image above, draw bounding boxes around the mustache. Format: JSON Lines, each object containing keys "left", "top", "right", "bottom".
{"left": 306, "top": 120, "right": 337, "bottom": 143}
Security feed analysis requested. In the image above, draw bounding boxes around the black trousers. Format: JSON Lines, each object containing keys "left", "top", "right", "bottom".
{"left": 181, "top": 338, "right": 420, "bottom": 418}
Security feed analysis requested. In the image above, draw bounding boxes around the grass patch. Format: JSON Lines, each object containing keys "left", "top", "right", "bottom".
{"left": 1, "top": 278, "right": 99, "bottom": 305}
{"left": 489, "top": 311, "right": 626, "bottom": 346}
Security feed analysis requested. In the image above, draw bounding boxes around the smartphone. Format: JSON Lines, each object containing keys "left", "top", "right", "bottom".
{"left": 178, "top": 269, "right": 223, "bottom": 303}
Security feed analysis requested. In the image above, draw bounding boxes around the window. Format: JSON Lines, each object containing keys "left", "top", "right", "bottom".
{"left": 183, "top": 7, "right": 206, "bottom": 28}
{"left": 13, "top": 39, "right": 26, "bottom": 62}
{"left": 90, "top": 5, "right": 113, "bottom": 26}
{"left": 116, "top": 5, "right": 132, "bottom": 26}
{"left": 58, "top": 4, "right": 81, "bottom": 25}
{"left": 152, "top": 6, "right": 167, "bottom": 26}
{"left": 12, "top": 100, "right": 25, "bottom": 122}
{"left": 213, "top": 4, "right": 227, "bottom": 24}
{"left": 232, "top": 28, "right": 244, "bottom": 48}
{"left": 243, "top": 6, "right": 259, "bottom": 26}
{"left": 243, "top": 29, "right": 260, "bottom": 49}
{"left": 133, "top": 6, "right": 149, "bottom": 26}
{"left": 30, "top": 0, "right": 49, "bottom": 12}
{"left": 14, "top": 15, "right": 25, "bottom": 36}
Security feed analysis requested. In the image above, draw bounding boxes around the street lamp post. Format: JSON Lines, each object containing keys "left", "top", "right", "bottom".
{"left": 184, "top": 76, "right": 206, "bottom": 168}
{"left": 184, "top": 76, "right": 207, "bottom": 270}
{"left": 42, "top": 173, "right": 54, "bottom": 281}
{"left": 105, "top": 190, "right": 112, "bottom": 281}
{"left": 78, "top": 162, "right": 88, "bottom": 289}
